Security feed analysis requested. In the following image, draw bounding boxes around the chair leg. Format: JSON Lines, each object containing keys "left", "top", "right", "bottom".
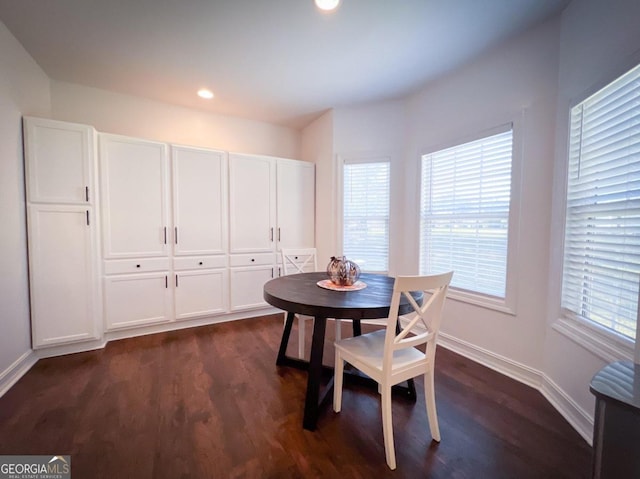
{"left": 424, "top": 370, "right": 441, "bottom": 442}
{"left": 335, "top": 318, "right": 341, "bottom": 341}
{"left": 333, "top": 350, "right": 344, "bottom": 413}
{"left": 381, "top": 384, "right": 396, "bottom": 470}
{"left": 277, "top": 312, "right": 295, "bottom": 366}
{"left": 298, "top": 315, "right": 306, "bottom": 359}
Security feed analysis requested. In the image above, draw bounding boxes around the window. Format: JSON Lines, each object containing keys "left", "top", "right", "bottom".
{"left": 342, "top": 158, "right": 390, "bottom": 272}
{"left": 561, "top": 62, "right": 640, "bottom": 344}
{"left": 420, "top": 128, "right": 513, "bottom": 300}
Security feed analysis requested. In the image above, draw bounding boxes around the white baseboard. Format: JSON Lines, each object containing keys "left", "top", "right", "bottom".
{"left": 438, "top": 332, "right": 594, "bottom": 445}
{"left": 540, "top": 375, "right": 594, "bottom": 445}
{"left": 104, "top": 307, "right": 279, "bottom": 342}
{"left": 35, "top": 339, "right": 108, "bottom": 360}
{"left": 0, "top": 350, "right": 38, "bottom": 398}
{"left": 438, "top": 332, "right": 543, "bottom": 389}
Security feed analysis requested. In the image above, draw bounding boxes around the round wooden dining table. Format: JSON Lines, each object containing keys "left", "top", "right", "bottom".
{"left": 264, "top": 272, "right": 420, "bottom": 431}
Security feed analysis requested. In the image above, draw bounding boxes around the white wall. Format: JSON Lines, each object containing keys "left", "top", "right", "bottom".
{"left": 333, "top": 101, "right": 406, "bottom": 154}
{"left": 51, "top": 81, "right": 300, "bottom": 159}
{"left": 544, "top": 0, "right": 640, "bottom": 423}
{"left": 0, "top": 20, "right": 51, "bottom": 382}
{"left": 405, "top": 17, "right": 561, "bottom": 371}
{"left": 333, "top": 101, "right": 407, "bottom": 275}
{"left": 303, "top": 101, "right": 407, "bottom": 270}
{"left": 300, "top": 109, "right": 335, "bottom": 264}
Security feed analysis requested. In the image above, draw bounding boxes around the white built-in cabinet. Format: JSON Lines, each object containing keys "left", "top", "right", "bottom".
{"left": 24, "top": 117, "right": 315, "bottom": 348}
{"left": 229, "top": 154, "right": 276, "bottom": 253}
{"left": 173, "top": 145, "right": 228, "bottom": 256}
{"left": 229, "top": 153, "right": 315, "bottom": 254}
{"left": 103, "top": 270, "right": 172, "bottom": 329}
{"left": 276, "top": 158, "right": 316, "bottom": 251}
{"left": 100, "top": 135, "right": 172, "bottom": 330}
{"left": 174, "top": 257, "right": 229, "bottom": 320}
{"left": 229, "top": 253, "right": 277, "bottom": 311}
{"left": 172, "top": 146, "right": 230, "bottom": 319}
{"left": 100, "top": 135, "right": 170, "bottom": 259}
{"left": 25, "top": 118, "right": 94, "bottom": 205}
{"left": 100, "top": 137, "right": 231, "bottom": 330}
{"left": 24, "top": 117, "right": 101, "bottom": 348}
{"left": 228, "top": 153, "right": 315, "bottom": 311}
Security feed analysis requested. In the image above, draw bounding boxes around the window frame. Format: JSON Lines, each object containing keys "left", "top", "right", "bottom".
{"left": 554, "top": 61, "right": 640, "bottom": 363}
{"left": 417, "top": 120, "right": 523, "bottom": 315}
{"left": 338, "top": 154, "right": 392, "bottom": 274}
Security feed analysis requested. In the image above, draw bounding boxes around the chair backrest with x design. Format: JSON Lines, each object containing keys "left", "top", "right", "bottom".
{"left": 281, "top": 248, "right": 318, "bottom": 275}
{"left": 382, "top": 272, "right": 453, "bottom": 374}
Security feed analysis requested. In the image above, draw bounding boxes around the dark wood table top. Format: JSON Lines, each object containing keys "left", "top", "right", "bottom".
{"left": 590, "top": 360, "right": 640, "bottom": 413}
{"left": 263, "top": 272, "right": 419, "bottom": 319}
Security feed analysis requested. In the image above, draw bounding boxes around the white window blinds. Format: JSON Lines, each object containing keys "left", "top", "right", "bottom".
{"left": 343, "top": 160, "right": 390, "bottom": 272}
{"left": 420, "top": 129, "right": 513, "bottom": 298}
{"left": 561, "top": 63, "right": 640, "bottom": 341}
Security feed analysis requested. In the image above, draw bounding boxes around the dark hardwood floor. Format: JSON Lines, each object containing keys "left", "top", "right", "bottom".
{"left": 0, "top": 314, "right": 591, "bottom": 478}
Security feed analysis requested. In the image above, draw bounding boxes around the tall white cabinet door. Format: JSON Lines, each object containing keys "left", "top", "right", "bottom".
{"left": 174, "top": 269, "right": 229, "bottom": 320}
{"left": 100, "top": 135, "right": 169, "bottom": 258}
{"left": 228, "top": 154, "right": 276, "bottom": 253}
{"left": 24, "top": 117, "right": 96, "bottom": 205}
{"left": 104, "top": 273, "right": 172, "bottom": 330}
{"left": 276, "top": 159, "right": 315, "bottom": 250}
{"left": 172, "top": 146, "right": 228, "bottom": 256}
{"left": 28, "top": 205, "right": 99, "bottom": 347}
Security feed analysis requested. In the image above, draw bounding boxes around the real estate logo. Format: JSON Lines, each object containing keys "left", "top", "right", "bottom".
{"left": 0, "top": 455, "right": 70, "bottom": 479}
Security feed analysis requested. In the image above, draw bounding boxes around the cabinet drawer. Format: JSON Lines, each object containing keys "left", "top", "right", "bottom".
{"left": 103, "top": 258, "right": 170, "bottom": 275}
{"left": 229, "top": 253, "right": 275, "bottom": 267}
{"left": 173, "top": 256, "right": 227, "bottom": 271}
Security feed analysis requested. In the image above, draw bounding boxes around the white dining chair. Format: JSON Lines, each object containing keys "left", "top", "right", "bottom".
{"left": 281, "top": 248, "right": 342, "bottom": 358}
{"left": 333, "top": 271, "right": 453, "bottom": 470}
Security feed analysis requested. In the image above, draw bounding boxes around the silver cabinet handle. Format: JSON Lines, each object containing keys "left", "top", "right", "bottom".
{"left": 164, "top": 227, "right": 167, "bottom": 244}
{"left": 85, "top": 186, "right": 89, "bottom": 202}
{"left": 175, "top": 226, "right": 178, "bottom": 244}
{"left": 278, "top": 227, "right": 281, "bottom": 241}
{"left": 86, "top": 210, "right": 90, "bottom": 226}
{"left": 270, "top": 227, "right": 274, "bottom": 241}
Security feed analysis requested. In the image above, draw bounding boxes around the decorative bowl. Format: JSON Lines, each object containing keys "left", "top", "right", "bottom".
{"left": 326, "top": 256, "right": 361, "bottom": 286}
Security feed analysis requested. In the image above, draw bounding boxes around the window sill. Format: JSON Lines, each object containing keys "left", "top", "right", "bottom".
{"left": 447, "top": 288, "right": 516, "bottom": 316}
{"left": 552, "top": 316, "right": 634, "bottom": 364}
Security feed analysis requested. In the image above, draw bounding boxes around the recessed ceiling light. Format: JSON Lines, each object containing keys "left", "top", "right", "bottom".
{"left": 315, "top": 0, "right": 340, "bottom": 12}
{"left": 197, "top": 89, "right": 214, "bottom": 99}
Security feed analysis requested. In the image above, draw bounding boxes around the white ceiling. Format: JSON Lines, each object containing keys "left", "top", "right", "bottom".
{"left": 0, "top": 0, "right": 570, "bottom": 129}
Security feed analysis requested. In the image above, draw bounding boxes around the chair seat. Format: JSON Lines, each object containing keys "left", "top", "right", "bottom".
{"left": 335, "top": 329, "right": 426, "bottom": 373}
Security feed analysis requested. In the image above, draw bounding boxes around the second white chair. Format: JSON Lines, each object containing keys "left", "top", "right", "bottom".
{"left": 281, "top": 248, "right": 342, "bottom": 358}
{"left": 333, "top": 271, "right": 453, "bottom": 470}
